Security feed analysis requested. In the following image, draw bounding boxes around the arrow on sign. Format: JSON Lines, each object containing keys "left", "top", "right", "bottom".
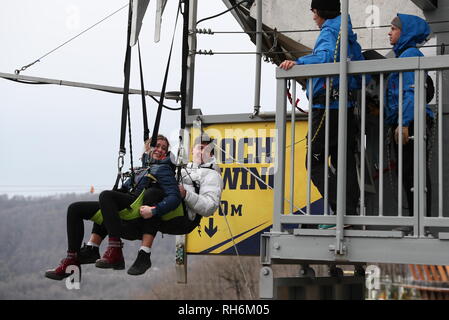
{"left": 204, "top": 218, "right": 218, "bottom": 238}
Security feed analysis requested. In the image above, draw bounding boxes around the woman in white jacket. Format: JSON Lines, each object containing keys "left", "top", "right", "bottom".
{"left": 128, "top": 135, "right": 223, "bottom": 275}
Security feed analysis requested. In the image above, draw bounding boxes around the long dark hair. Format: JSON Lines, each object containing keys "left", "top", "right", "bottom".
{"left": 143, "top": 134, "right": 170, "bottom": 154}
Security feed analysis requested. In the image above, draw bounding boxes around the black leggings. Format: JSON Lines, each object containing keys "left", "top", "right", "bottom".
{"left": 66, "top": 201, "right": 107, "bottom": 252}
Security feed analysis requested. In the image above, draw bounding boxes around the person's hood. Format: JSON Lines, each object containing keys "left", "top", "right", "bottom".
{"left": 393, "top": 13, "right": 431, "bottom": 56}
{"left": 322, "top": 14, "right": 358, "bottom": 44}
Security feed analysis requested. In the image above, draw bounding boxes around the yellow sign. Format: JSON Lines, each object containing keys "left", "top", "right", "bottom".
{"left": 186, "top": 120, "right": 323, "bottom": 255}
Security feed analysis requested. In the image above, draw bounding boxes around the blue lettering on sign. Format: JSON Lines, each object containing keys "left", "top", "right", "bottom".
{"left": 219, "top": 137, "right": 275, "bottom": 165}
{"left": 219, "top": 200, "right": 243, "bottom": 216}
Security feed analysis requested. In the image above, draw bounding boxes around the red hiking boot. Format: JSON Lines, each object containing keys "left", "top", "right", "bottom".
{"left": 45, "top": 252, "right": 81, "bottom": 281}
{"left": 95, "top": 237, "right": 125, "bottom": 270}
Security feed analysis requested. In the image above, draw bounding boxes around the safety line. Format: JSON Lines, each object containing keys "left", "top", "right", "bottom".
{"left": 222, "top": 212, "right": 255, "bottom": 300}
{"left": 15, "top": 3, "right": 128, "bottom": 74}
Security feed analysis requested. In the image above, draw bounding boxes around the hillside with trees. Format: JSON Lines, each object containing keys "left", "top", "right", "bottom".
{"left": 0, "top": 193, "right": 177, "bottom": 299}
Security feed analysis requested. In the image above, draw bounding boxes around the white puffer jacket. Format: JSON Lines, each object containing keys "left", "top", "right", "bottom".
{"left": 181, "top": 157, "right": 223, "bottom": 221}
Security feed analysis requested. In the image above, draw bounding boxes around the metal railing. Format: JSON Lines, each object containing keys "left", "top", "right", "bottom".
{"left": 273, "top": 55, "right": 449, "bottom": 244}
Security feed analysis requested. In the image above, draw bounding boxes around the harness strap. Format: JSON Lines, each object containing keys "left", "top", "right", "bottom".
{"left": 150, "top": 1, "right": 182, "bottom": 147}
{"left": 137, "top": 40, "right": 150, "bottom": 142}
{"left": 114, "top": 2, "right": 133, "bottom": 191}
{"left": 313, "top": 90, "right": 358, "bottom": 105}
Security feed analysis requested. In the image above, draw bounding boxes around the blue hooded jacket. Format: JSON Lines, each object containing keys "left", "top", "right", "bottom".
{"left": 123, "top": 154, "right": 181, "bottom": 217}
{"left": 295, "top": 15, "right": 365, "bottom": 109}
{"left": 385, "top": 13, "right": 434, "bottom": 126}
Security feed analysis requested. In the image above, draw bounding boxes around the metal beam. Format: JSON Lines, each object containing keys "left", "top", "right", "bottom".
{"left": 265, "top": 233, "right": 449, "bottom": 266}
{"left": 185, "top": 0, "right": 198, "bottom": 117}
{"left": 276, "top": 55, "right": 449, "bottom": 79}
{"left": 335, "top": 0, "right": 350, "bottom": 256}
{"left": 186, "top": 112, "right": 308, "bottom": 125}
{"left": 253, "top": 0, "right": 262, "bottom": 116}
{"left": 0, "top": 71, "right": 181, "bottom": 100}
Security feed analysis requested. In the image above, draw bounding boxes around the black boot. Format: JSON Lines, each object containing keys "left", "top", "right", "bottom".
{"left": 78, "top": 243, "right": 100, "bottom": 265}
{"left": 127, "top": 250, "right": 152, "bottom": 276}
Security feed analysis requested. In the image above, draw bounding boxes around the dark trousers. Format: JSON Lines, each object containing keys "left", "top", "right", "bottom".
{"left": 66, "top": 190, "right": 143, "bottom": 252}
{"left": 306, "top": 108, "right": 360, "bottom": 214}
{"left": 66, "top": 201, "right": 107, "bottom": 252}
{"left": 66, "top": 189, "right": 200, "bottom": 252}
{"left": 391, "top": 118, "right": 433, "bottom": 217}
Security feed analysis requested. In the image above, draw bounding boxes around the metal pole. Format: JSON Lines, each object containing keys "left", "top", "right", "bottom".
{"left": 253, "top": 0, "right": 263, "bottom": 116}
{"left": 273, "top": 78, "right": 287, "bottom": 232}
{"left": 324, "top": 77, "right": 330, "bottom": 216}
{"left": 398, "top": 72, "right": 403, "bottom": 217}
{"left": 290, "top": 81, "right": 296, "bottom": 214}
{"left": 186, "top": 0, "right": 198, "bottom": 117}
{"left": 413, "top": 71, "right": 420, "bottom": 235}
{"left": 379, "top": 73, "right": 385, "bottom": 216}
{"left": 419, "top": 70, "right": 426, "bottom": 235}
{"left": 438, "top": 71, "right": 443, "bottom": 218}
{"left": 307, "top": 78, "right": 313, "bottom": 216}
{"left": 176, "top": 0, "right": 197, "bottom": 286}
{"left": 360, "top": 75, "right": 367, "bottom": 216}
{"left": 335, "top": 0, "right": 349, "bottom": 254}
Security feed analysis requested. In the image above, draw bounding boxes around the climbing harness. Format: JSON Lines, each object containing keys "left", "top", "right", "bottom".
{"left": 309, "top": 31, "right": 342, "bottom": 145}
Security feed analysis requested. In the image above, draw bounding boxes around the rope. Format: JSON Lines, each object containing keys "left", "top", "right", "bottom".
{"left": 222, "top": 212, "right": 255, "bottom": 300}
{"left": 196, "top": 0, "right": 251, "bottom": 25}
{"left": 15, "top": 3, "right": 128, "bottom": 74}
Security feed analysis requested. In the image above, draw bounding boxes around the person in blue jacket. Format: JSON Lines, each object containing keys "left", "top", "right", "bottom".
{"left": 386, "top": 14, "right": 434, "bottom": 217}
{"left": 280, "top": 0, "right": 364, "bottom": 220}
